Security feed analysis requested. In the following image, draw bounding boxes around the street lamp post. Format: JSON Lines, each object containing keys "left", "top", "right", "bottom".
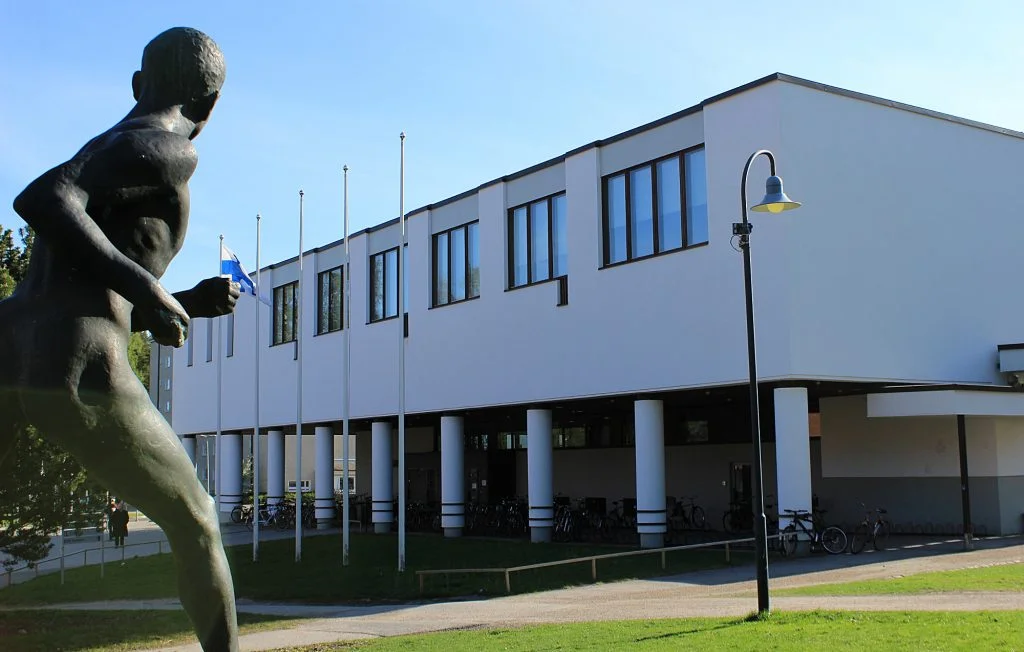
{"left": 733, "top": 149, "right": 801, "bottom": 616}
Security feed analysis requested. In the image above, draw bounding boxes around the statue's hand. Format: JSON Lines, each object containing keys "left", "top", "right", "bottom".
{"left": 188, "top": 277, "right": 241, "bottom": 318}
{"left": 147, "top": 286, "right": 191, "bottom": 348}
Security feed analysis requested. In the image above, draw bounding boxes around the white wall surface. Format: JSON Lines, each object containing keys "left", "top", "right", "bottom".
{"left": 820, "top": 395, "right": 998, "bottom": 477}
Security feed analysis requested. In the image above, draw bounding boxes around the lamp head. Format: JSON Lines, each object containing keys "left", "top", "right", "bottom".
{"left": 750, "top": 175, "right": 801, "bottom": 213}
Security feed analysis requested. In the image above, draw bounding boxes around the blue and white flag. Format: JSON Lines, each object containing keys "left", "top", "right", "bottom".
{"left": 221, "top": 242, "right": 270, "bottom": 304}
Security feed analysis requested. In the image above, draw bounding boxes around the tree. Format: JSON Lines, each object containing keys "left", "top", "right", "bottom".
{"left": 0, "top": 223, "right": 147, "bottom": 569}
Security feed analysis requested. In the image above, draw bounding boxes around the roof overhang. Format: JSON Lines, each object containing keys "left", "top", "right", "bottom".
{"left": 867, "top": 386, "right": 1024, "bottom": 417}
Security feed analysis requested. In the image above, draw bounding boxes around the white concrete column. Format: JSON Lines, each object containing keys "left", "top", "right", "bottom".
{"left": 634, "top": 399, "right": 666, "bottom": 549}
{"left": 219, "top": 432, "right": 243, "bottom": 519}
{"left": 267, "top": 429, "right": 285, "bottom": 506}
{"left": 774, "top": 387, "right": 813, "bottom": 535}
{"left": 181, "top": 435, "right": 197, "bottom": 467}
{"left": 527, "top": 408, "right": 554, "bottom": 543}
{"left": 314, "top": 425, "right": 336, "bottom": 529}
{"left": 440, "top": 415, "right": 465, "bottom": 538}
{"left": 371, "top": 421, "right": 394, "bottom": 534}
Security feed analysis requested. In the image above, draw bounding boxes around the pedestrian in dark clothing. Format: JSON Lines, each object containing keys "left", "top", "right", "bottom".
{"left": 111, "top": 502, "right": 129, "bottom": 547}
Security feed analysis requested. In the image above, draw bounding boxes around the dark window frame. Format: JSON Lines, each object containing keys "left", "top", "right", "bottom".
{"left": 368, "top": 246, "right": 404, "bottom": 324}
{"left": 600, "top": 144, "right": 707, "bottom": 268}
{"left": 507, "top": 191, "right": 567, "bottom": 290}
{"left": 431, "top": 220, "right": 480, "bottom": 308}
{"left": 272, "top": 280, "right": 298, "bottom": 346}
{"left": 316, "top": 265, "right": 344, "bottom": 335}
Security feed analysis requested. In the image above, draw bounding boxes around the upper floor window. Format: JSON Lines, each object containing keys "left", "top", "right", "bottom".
{"left": 433, "top": 221, "right": 480, "bottom": 306}
{"left": 317, "top": 266, "right": 344, "bottom": 334}
{"left": 508, "top": 192, "right": 567, "bottom": 288}
{"left": 602, "top": 146, "right": 707, "bottom": 266}
{"left": 226, "top": 313, "right": 235, "bottom": 357}
{"left": 273, "top": 281, "right": 298, "bottom": 345}
{"left": 370, "top": 246, "right": 406, "bottom": 322}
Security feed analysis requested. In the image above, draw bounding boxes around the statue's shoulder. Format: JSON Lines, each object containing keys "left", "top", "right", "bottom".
{"left": 81, "top": 124, "right": 198, "bottom": 187}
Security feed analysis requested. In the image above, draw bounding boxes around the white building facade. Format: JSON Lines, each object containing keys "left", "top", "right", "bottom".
{"left": 165, "top": 73, "right": 1024, "bottom": 543}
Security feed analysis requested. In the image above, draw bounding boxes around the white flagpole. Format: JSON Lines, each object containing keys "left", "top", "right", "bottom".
{"left": 295, "top": 189, "right": 305, "bottom": 562}
{"left": 398, "top": 132, "right": 407, "bottom": 572}
{"left": 253, "top": 213, "right": 262, "bottom": 562}
{"left": 342, "top": 165, "right": 351, "bottom": 567}
{"left": 215, "top": 234, "right": 224, "bottom": 522}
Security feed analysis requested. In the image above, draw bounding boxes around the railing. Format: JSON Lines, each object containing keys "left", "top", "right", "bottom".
{"left": 3, "top": 536, "right": 170, "bottom": 588}
{"left": 416, "top": 534, "right": 780, "bottom": 595}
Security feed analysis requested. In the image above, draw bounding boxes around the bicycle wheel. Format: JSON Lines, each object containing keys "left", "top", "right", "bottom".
{"left": 821, "top": 526, "right": 848, "bottom": 554}
{"left": 873, "top": 520, "right": 891, "bottom": 551}
{"left": 230, "top": 505, "right": 244, "bottom": 524}
{"left": 722, "top": 512, "right": 736, "bottom": 535}
{"left": 850, "top": 524, "right": 868, "bottom": 554}
{"left": 780, "top": 524, "right": 797, "bottom": 557}
{"left": 691, "top": 506, "right": 706, "bottom": 530}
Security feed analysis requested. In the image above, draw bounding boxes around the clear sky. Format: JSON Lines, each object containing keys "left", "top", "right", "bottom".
{"left": 3, "top": 1, "right": 1023, "bottom": 294}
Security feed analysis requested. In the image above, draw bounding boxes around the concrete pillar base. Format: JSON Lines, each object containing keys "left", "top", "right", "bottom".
{"left": 530, "top": 526, "right": 552, "bottom": 543}
{"left": 639, "top": 533, "right": 664, "bottom": 549}
{"left": 374, "top": 523, "right": 391, "bottom": 534}
{"left": 316, "top": 520, "right": 334, "bottom": 531}
{"left": 443, "top": 527, "right": 463, "bottom": 538}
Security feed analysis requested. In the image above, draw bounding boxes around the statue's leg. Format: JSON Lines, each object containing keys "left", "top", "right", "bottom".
{"left": 29, "top": 376, "right": 239, "bottom": 652}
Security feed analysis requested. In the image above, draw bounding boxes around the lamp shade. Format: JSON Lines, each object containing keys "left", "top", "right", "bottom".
{"left": 750, "top": 175, "right": 801, "bottom": 213}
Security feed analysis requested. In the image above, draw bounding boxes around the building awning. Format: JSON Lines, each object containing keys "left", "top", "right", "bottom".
{"left": 866, "top": 385, "right": 1024, "bottom": 417}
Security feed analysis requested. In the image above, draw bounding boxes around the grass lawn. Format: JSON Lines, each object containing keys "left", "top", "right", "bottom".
{"left": 0, "top": 610, "right": 298, "bottom": 652}
{"left": 777, "top": 562, "right": 1024, "bottom": 596}
{"left": 267, "top": 611, "right": 1024, "bottom": 651}
{"left": 0, "top": 533, "right": 742, "bottom": 606}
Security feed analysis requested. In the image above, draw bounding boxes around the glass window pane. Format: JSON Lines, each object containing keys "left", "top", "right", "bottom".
{"left": 435, "top": 233, "right": 449, "bottom": 305}
{"left": 274, "top": 286, "right": 283, "bottom": 343}
{"left": 385, "top": 249, "right": 398, "bottom": 318}
{"left": 402, "top": 245, "right": 408, "bottom": 314}
{"left": 283, "top": 283, "right": 294, "bottom": 342}
{"left": 530, "top": 200, "right": 549, "bottom": 282}
{"left": 451, "top": 227, "right": 466, "bottom": 301}
{"left": 371, "top": 254, "right": 384, "bottom": 321}
{"left": 512, "top": 207, "right": 528, "bottom": 287}
{"left": 685, "top": 148, "right": 709, "bottom": 245}
{"left": 551, "top": 194, "right": 567, "bottom": 277}
{"left": 331, "top": 268, "right": 342, "bottom": 330}
{"left": 467, "top": 222, "right": 480, "bottom": 298}
{"left": 630, "top": 166, "right": 654, "bottom": 258}
{"left": 226, "top": 313, "right": 234, "bottom": 356}
{"left": 318, "top": 272, "right": 329, "bottom": 334}
{"left": 606, "top": 174, "right": 627, "bottom": 263}
{"left": 657, "top": 157, "right": 682, "bottom": 251}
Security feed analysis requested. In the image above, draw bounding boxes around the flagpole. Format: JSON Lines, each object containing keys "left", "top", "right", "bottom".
{"left": 295, "top": 189, "right": 305, "bottom": 562}
{"left": 398, "top": 132, "right": 407, "bottom": 573}
{"left": 215, "top": 234, "right": 224, "bottom": 523}
{"left": 342, "top": 165, "right": 351, "bottom": 567}
{"left": 253, "top": 213, "right": 262, "bottom": 562}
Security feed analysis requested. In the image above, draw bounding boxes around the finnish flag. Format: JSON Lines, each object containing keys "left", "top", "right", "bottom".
{"left": 220, "top": 243, "right": 269, "bottom": 304}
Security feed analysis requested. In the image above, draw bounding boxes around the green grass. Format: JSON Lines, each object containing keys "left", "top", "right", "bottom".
{"left": 269, "top": 611, "right": 1024, "bottom": 651}
{"left": 0, "top": 533, "right": 742, "bottom": 606}
{"left": 0, "top": 610, "right": 297, "bottom": 652}
{"left": 777, "top": 562, "right": 1024, "bottom": 596}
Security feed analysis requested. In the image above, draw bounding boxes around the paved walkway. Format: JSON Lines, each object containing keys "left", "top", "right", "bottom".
{"left": 16, "top": 535, "right": 1024, "bottom": 652}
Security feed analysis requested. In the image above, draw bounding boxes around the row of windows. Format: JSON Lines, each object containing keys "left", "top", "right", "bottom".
{"left": 266, "top": 146, "right": 708, "bottom": 344}
{"left": 603, "top": 146, "right": 708, "bottom": 265}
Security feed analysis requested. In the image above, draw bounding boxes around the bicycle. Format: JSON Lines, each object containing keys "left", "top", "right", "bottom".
{"left": 778, "top": 508, "right": 847, "bottom": 555}
{"left": 672, "top": 495, "right": 706, "bottom": 530}
{"left": 850, "top": 504, "right": 890, "bottom": 554}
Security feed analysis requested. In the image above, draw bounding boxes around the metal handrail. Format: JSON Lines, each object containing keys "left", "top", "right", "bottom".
{"left": 3, "top": 536, "right": 170, "bottom": 588}
{"left": 416, "top": 534, "right": 782, "bottom": 594}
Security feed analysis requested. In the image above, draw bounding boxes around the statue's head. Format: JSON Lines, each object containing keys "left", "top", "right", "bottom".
{"left": 132, "top": 27, "right": 226, "bottom": 138}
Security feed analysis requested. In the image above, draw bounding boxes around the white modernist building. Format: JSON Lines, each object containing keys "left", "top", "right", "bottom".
{"left": 164, "top": 73, "right": 1024, "bottom": 545}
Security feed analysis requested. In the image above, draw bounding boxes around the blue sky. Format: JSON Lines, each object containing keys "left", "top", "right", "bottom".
{"left": 3, "top": 1, "right": 1023, "bottom": 294}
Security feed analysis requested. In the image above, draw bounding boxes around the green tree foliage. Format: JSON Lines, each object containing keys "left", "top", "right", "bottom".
{"left": 0, "top": 223, "right": 117, "bottom": 569}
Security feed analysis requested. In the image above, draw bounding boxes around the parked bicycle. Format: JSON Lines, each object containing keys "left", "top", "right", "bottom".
{"left": 778, "top": 508, "right": 847, "bottom": 555}
{"left": 850, "top": 504, "right": 890, "bottom": 554}
{"left": 670, "top": 495, "right": 706, "bottom": 530}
